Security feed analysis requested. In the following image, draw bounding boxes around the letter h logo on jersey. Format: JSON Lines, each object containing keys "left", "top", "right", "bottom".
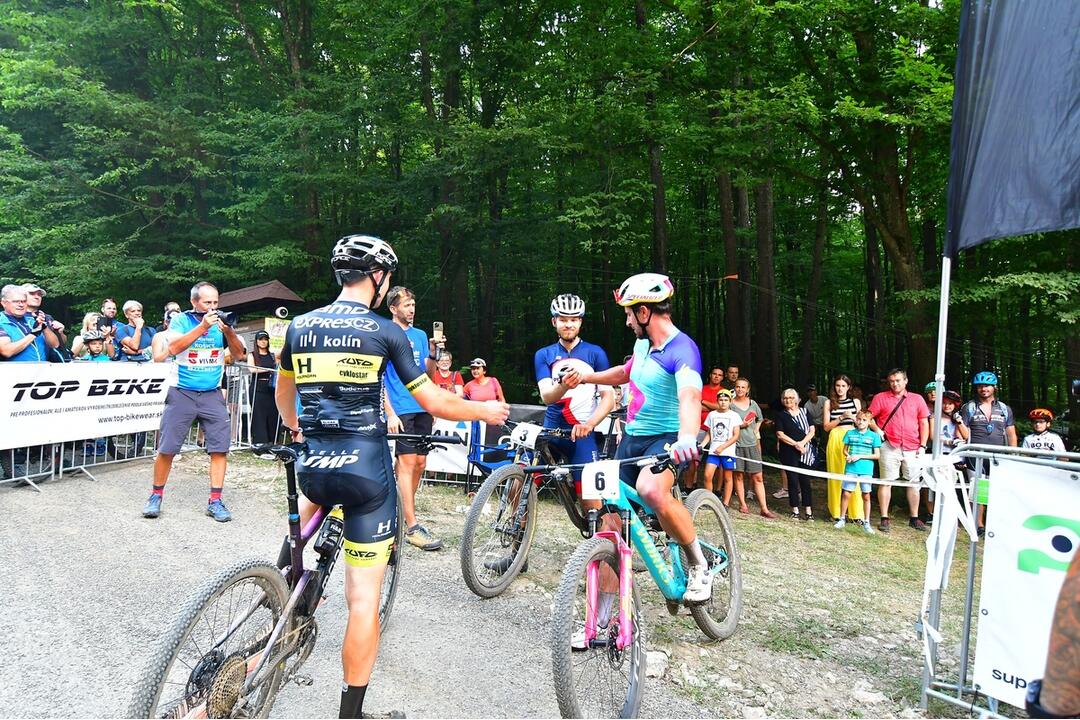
{"left": 296, "top": 357, "right": 313, "bottom": 374}
{"left": 376, "top": 519, "right": 393, "bottom": 537}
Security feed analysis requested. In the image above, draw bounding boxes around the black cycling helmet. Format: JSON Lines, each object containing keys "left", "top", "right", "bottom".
{"left": 330, "top": 235, "right": 398, "bottom": 285}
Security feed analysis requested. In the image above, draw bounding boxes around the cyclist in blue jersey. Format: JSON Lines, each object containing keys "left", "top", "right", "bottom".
{"left": 275, "top": 234, "right": 509, "bottom": 719}
{"left": 479, "top": 295, "right": 615, "bottom": 575}
{"left": 562, "top": 273, "right": 712, "bottom": 603}
{"left": 534, "top": 294, "right": 615, "bottom": 464}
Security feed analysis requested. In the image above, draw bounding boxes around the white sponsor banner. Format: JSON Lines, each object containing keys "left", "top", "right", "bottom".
{"left": 0, "top": 362, "right": 177, "bottom": 450}
{"left": 972, "top": 458, "right": 1080, "bottom": 707}
{"left": 423, "top": 418, "right": 475, "bottom": 475}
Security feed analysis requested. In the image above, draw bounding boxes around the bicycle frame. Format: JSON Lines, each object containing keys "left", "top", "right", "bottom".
{"left": 582, "top": 477, "right": 732, "bottom": 651}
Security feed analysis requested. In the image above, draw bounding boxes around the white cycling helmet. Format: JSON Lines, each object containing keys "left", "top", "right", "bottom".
{"left": 550, "top": 294, "right": 586, "bottom": 318}
{"left": 613, "top": 273, "right": 674, "bottom": 307}
{"left": 330, "top": 234, "right": 398, "bottom": 286}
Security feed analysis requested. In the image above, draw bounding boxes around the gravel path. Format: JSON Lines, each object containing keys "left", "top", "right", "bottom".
{"left": 0, "top": 458, "right": 707, "bottom": 718}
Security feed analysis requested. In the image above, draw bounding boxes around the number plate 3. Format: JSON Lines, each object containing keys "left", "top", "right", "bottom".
{"left": 510, "top": 422, "right": 543, "bottom": 450}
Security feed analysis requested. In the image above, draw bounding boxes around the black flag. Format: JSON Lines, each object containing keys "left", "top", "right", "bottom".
{"left": 945, "top": 0, "right": 1080, "bottom": 257}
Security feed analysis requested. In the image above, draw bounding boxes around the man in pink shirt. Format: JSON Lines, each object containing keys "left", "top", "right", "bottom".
{"left": 868, "top": 368, "right": 929, "bottom": 533}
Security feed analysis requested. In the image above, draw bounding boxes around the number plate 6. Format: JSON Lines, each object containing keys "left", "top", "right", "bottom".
{"left": 581, "top": 460, "right": 621, "bottom": 501}
{"left": 511, "top": 422, "right": 543, "bottom": 450}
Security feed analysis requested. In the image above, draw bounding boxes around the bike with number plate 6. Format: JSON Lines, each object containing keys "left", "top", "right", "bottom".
{"left": 548, "top": 452, "right": 743, "bottom": 718}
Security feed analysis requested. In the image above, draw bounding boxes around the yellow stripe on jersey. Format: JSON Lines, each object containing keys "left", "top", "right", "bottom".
{"left": 278, "top": 367, "right": 294, "bottom": 377}
{"left": 405, "top": 373, "right": 431, "bottom": 393}
{"left": 290, "top": 353, "right": 385, "bottom": 385}
{"left": 342, "top": 537, "right": 394, "bottom": 567}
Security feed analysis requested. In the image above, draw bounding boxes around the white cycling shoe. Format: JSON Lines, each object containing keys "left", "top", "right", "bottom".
{"left": 682, "top": 564, "right": 713, "bottom": 604}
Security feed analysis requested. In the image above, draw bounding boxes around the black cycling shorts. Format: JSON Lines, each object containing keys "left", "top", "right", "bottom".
{"left": 615, "top": 432, "right": 681, "bottom": 487}
{"left": 394, "top": 412, "right": 434, "bottom": 457}
{"left": 297, "top": 435, "right": 398, "bottom": 568}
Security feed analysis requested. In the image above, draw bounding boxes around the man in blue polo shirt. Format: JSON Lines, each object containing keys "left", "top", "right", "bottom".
{"left": 142, "top": 281, "right": 247, "bottom": 522}
{"left": 0, "top": 284, "right": 60, "bottom": 362}
{"left": 382, "top": 285, "right": 443, "bottom": 550}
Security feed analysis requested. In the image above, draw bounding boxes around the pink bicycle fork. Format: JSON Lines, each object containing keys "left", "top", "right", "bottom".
{"left": 584, "top": 530, "right": 634, "bottom": 650}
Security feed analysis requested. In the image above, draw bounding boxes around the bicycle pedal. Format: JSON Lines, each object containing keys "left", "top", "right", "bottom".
{"left": 293, "top": 674, "right": 314, "bottom": 686}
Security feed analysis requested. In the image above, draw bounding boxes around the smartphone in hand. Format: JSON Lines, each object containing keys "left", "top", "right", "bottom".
{"left": 744, "top": 411, "right": 757, "bottom": 423}
{"left": 432, "top": 321, "right": 444, "bottom": 343}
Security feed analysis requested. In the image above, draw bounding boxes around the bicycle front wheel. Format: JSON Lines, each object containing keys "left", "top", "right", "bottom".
{"left": 379, "top": 504, "right": 405, "bottom": 628}
{"left": 684, "top": 489, "right": 743, "bottom": 640}
{"left": 128, "top": 558, "right": 291, "bottom": 719}
{"left": 459, "top": 464, "right": 537, "bottom": 598}
{"left": 550, "top": 537, "right": 644, "bottom": 719}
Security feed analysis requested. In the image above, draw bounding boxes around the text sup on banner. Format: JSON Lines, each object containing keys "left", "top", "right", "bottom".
{"left": 1, "top": 363, "right": 178, "bottom": 451}
{"left": 971, "top": 457, "right": 1080, "bottom": 708}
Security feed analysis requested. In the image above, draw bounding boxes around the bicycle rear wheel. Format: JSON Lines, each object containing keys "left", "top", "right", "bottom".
{"left": 684, "top": 489, "right": 743, "bottom": 640}
{"left": 550, "top": 537, "right": 644, "bottom": 719}
{"left": 379, "top": 504, "right": 405, "bottom": 628}
{"left": 128, "top": 558, "right": 291, "bottom": 719}
{"left": 459, "top": 464, "right": 537, "bottom": 598}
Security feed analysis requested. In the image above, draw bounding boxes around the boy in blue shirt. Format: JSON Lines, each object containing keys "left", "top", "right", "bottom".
{"left": 837, "top": 410, "right": 881, "bottom": 533}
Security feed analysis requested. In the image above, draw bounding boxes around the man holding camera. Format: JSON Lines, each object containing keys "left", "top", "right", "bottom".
{"left": 0, "top": 284, "right": 61, "bottom": 362}
{"left": 143, "top": 281, "right": 246, "bottom": 522}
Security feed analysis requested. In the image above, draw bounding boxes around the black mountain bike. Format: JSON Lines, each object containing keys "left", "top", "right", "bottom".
{"left": 128, "top": 433, "right": 461, "bottom": 719}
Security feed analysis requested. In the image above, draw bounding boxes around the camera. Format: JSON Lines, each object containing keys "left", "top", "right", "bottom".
{"left": 191, "top": 310, "right": 238, "bottom": 327}
{"left": 274, "top": 306, "right": 289, "bottom": 319}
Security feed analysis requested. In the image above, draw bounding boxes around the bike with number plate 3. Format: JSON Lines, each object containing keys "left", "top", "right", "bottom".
{"left": 548, "top": 451, "right": 743, "bottom": 718}
{"left": 459, "top": 420, "right": 592, "bottom": 598}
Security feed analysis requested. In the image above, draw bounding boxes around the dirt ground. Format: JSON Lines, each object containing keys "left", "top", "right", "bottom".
{"left": 0, "top": 452, "right": 996, "bottom": 718}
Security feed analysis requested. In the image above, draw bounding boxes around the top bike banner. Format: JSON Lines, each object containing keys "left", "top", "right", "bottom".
{"left": 0, "top": 362, "right": 177, "bottom": 451}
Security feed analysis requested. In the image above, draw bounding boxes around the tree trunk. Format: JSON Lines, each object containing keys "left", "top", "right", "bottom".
{"left": 735, "top": 184, "right": 753, "bottom": 368}
{"left": 797, "top": 188, "right": 828, "bottom": 388}
{"left": 635, "top": 0, "right": 668, "bottom": 272}
{"left": 863, "top": 210, "right": 885, "bottom": 383}
{"left": 717, "top": 172, "right": 744, "bottom": 369}
{"left": 754, "top": 180, "right": 780, "bottom": 401}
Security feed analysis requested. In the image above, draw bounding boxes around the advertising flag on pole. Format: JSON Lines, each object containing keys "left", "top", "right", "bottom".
{"left": 945, "top": 0, "right": 1080, "bottom": 256}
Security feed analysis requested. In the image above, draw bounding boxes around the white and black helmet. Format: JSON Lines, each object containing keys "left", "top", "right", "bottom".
{"left": 550, "top": 293, "right": 586, "bottom": 318}
{"left": 330, "top": 234, "right": 398, "bottom": 284}
{"left": 81, "top": 330, "right": 105, "bottom": 342}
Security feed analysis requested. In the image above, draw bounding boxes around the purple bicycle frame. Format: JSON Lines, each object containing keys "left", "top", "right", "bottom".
{"left": 583, "top": 530, "right": 635, "bottom": 650}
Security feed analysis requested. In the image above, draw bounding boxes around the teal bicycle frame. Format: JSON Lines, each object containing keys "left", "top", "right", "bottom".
{"left": 580, "top": 468, "right": 732, "bottom": 650}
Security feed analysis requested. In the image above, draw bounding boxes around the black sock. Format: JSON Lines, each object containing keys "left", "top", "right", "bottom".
{"left": 339, "top": 683, "right": 367, "bottom": 719}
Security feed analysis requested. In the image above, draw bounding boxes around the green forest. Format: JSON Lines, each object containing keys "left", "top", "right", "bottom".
{"left": 1, "top": 0, "right": 1077, "bottom": 416}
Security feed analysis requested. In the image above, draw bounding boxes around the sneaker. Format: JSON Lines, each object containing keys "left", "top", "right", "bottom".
{"left": 143, "top": 494, "right": 162, "bottom": 519}
{"left": 405, "top": 524, "right": 443, "bottom": 551}
{"left": 483, "top": 555, "right": 527, "bottom": 574}
{"left": 772, "top": 488, "right": 789, "bottom": 499}
{"left": 879, "top": 517, "right": 891, "bottom": 533}
{"left": 834, "top": 518, "right": 846, "bottom": 529}
{"left": 803, "top": 514, "right": 814, "bottom": 522}
{"left": 864, "top": 522, "right": 876, "bottom": 535}
{"left": 909, "top": 518, "right": 927, "bottom": 532}
{"left": 206, "top": 499, "right": 232, "bottom": 522}
{"left": 683, "top": 564, "right": 713, "bottom": 604}
{"left": 789, "top": 512, "right": 800, "bottom": 520}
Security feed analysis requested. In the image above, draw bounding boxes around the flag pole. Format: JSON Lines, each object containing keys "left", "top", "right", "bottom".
{"left": 920, "top": 254, "right": 952, "bottom": 709}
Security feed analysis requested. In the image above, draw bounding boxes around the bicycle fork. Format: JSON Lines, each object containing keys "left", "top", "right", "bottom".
{"left": 584, "top": 509, "right": 634, "bottom": 651}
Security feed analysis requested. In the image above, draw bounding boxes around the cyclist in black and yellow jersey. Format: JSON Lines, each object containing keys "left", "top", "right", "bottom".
{"left": 275, "top": 234, "right": 509, "bottom": 719}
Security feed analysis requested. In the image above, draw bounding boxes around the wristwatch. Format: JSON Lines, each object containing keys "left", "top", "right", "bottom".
{"left": 1026, "top": 679, "right": 1073, "bottom": 719}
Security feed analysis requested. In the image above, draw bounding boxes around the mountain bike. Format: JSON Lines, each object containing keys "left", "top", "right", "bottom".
{"left": 128, "top": 433, "right": 462, "bottom": 719}
{"left": 459, "top": 421, "right": 587, "bottom": 598}
{"left": 547, "top": 452, "right": 743, "bottom": 718}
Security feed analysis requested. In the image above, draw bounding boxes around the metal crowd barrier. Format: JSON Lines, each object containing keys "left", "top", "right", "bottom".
{"left": 0, "top": 363, "right": 281, "bottom": 492}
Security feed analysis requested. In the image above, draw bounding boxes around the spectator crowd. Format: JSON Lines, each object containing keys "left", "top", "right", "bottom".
{"left": 2, "top": 280, "right": 1070, "bottom": 539}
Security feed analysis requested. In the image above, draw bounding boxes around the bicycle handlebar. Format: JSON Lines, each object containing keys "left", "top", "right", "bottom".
{"left": 252, "top": 433, "right": 465, "bottom": 463}
{"left": 522, "top": 451, "right": 672, "bottom": 475}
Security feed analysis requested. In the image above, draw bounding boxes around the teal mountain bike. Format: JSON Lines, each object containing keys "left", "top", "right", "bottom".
{"left": 547, "top": 452, "right": 743, "bottom": 718}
